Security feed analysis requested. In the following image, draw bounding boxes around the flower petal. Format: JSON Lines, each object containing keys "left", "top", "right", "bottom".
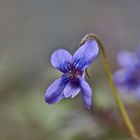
{"left": 72, "top": 40, "right": 99, "bottom": 70}
{"left": 117, "top": 50, "right": 137, "bottom": 68}
{"left": 113, "top": 69, "right": 140, "bottom": 90}
{"left": 113, "top": 69, "right": 127, "bottom": 87}
{"left": 63, "top": 81, "right": 81, "bottom": 98}
{"left": 51, "top": 49, "right": 72, "bottom": 72}
{"left": 45, "top": 75, "right": 68, "bottom": 104}
{"left": 78, "top": 77, "right": 92, "bottom": 110}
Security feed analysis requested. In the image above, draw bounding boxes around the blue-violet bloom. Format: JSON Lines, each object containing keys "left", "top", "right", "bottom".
{"left": 114, "top": 48, "right": 140, "bottom": 95}
{"left": 45, "top": 39, "right": 99, "bottom": 110}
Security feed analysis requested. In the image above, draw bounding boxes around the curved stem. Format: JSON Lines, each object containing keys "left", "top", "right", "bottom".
{"left": 80, "top": 34, "right": 140, "bottom": 140}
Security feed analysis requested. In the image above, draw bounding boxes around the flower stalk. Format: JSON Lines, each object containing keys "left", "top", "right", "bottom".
{"left": 80, "top": 34, "right": 140, "bottom": 140}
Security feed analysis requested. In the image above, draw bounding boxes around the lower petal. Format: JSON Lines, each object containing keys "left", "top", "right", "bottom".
{"left": 78, "top": 77, "right": 92, "bottom": 110}
{"left": 45, "top": 75, "right": 68, "bottom": 104}
{"left": 64, "top": 81, "right": 81, "bottom": 98}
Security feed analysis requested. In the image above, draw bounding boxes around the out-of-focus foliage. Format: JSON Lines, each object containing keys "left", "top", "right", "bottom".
{"left": 0, "top": 0, "right": 140, "bottom": 140}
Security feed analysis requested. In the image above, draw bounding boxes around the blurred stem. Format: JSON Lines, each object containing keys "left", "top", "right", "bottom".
{"left": 80, "top": 34, "right": 140, "bottom": 140}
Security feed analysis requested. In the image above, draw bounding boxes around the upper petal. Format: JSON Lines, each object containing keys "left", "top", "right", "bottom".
{"left": 117, "top": 50, "right": 137, "bottom": 68}
{"left": 63, "top": 81, "right": 81, "bottom": 98}
{"left": 44, "top": 75, "right": 68, "bottom": 104}
{"left": 72, "top": 40, "right": 99, "bottom": 70}
{"left": 51, "top": 49, "right": 72, "bottom": 72}
{"left": 78, "top": 77, "right": 92, "bottom": 110}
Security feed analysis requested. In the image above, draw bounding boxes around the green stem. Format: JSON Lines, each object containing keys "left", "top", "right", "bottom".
{"left": 80, "top": 34, "right": 140, "bottom": 140}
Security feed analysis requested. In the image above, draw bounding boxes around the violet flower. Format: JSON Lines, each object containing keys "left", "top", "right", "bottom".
{"left": 45, "top": 39, "right": 99, "bottom": 110}
{"left": 114, "top": 48, "right": 140, "bottom": 95}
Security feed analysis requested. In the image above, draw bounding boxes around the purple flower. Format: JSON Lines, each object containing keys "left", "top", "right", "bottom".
{"left": 45, "top": 39, "right": 99, "bottom": 110}
{"left": 114, "top": 48, "right": 140, "bottom": 95}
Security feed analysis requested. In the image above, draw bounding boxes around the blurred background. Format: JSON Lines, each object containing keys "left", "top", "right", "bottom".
{"left": 0, "top": 0, "right": 140, "bottom": 140}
